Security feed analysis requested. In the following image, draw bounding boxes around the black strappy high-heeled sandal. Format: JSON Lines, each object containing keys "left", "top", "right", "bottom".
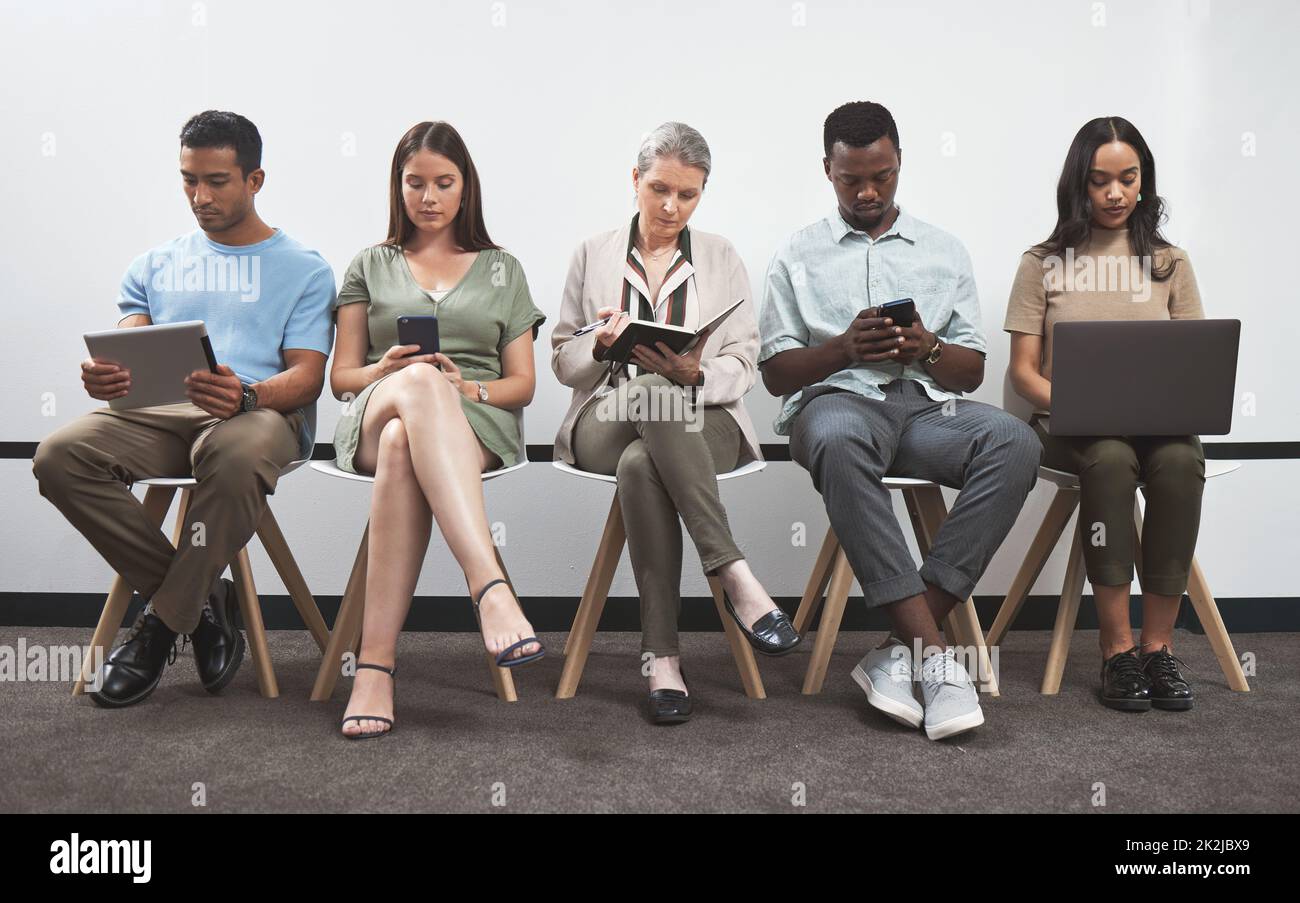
{"left": 472, "top": 578, "right": 545, "bottom": 668}
{"left": 339, "top": 662, "right": 396, "bottom": 740}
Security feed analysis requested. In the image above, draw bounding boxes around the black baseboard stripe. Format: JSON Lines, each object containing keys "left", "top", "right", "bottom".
{"left": 4, "top": 441, "right": 1299, "bottom": 463}
{"left": 1, "top": 592, "right": 1294, "bottom": 633}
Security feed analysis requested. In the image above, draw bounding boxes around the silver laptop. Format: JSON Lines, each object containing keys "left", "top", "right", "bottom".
{"left": 84, "top": 320, "right": 217, "bottom": 410}
{"left": 1049, "top": 319, "right": 1240, "bottom": 436}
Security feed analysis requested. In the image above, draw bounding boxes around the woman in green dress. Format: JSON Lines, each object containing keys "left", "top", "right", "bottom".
{"left": 329, "top": 121, "right": 547, "bottom": 739}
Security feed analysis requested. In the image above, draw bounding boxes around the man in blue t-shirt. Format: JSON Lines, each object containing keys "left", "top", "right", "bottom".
{"left": 33, "top": 111, "right": 335, "bottom": 708}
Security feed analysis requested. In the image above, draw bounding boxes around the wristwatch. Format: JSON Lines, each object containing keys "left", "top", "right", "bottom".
{"left": 239, "top": 383, "right": 259, "bottom": 413}
{"left": 474, "top": 380, "right": 489, "bottom": 403}
{"left": 923, "top": 335, "right": 944, "bottom": 365}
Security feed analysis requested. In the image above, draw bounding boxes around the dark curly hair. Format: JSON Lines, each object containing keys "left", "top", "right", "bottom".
{"left": 179, "top": 110, "right": 262, "bottom": 178}
{"left": 1032, "top": 116, "right": 1178, "bottom": 281}
{"left": 823, "top": 101, "right": 900, "bottom": 157}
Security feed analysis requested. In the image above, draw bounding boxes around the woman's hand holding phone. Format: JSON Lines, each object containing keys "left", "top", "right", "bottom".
{"left": 376, "top": 344, "right": 438, "bottom": 378}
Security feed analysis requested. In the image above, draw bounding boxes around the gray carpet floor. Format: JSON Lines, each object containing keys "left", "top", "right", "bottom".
{"left": 2, "top": 627, "right": 1295, "bottom": 813}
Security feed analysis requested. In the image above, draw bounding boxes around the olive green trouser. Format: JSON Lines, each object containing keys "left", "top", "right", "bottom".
{"left": 1032, "top": 415, "right": 1204, "bottom": 595}
{"left": 572, "top": 374, "right": 745, "bottom": 657}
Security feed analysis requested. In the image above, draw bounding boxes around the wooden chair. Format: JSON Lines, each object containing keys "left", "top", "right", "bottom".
{"left": 553, "top": 458, "right": 771, "bottom": 700}
{"left": 793, "top": 477, "right": 1000, "bottom": 697}
{"left": 308, "top": 412, "right": 530, "bottom": 703}
{"left": 986, "top": 462, "right": 1249, "bottom": 694}
{"left": 73, "top": 458, "right": 329, "bottom": 700}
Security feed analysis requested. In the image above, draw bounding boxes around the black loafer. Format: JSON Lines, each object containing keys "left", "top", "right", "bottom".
{"left": 1141, "top": 645, "right": 1194, "bottom": 711}
{"left": 722, "top": 590, "right": 801, "bottom": 656}
{"left": 1100, "top": 647, "right": 1151, "bottom": 711}
{"left": 89, "top": 607, "right": 179, "bottom": 708}
{"left": 648, "top": 688, "right": 693, "bottom": 724}
{"left": 189, "top": 577, "right": 245, "bottom": 693}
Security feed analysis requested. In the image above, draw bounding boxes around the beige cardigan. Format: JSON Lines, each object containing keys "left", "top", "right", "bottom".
{"left": 551, "top": 221, "right": 764, "bottom": 467}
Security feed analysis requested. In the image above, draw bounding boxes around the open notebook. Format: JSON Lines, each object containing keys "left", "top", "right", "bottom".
{"left": 598, "top": 298, "right": 746, "bottom": 368}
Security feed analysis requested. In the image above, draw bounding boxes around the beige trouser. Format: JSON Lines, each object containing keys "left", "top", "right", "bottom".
{"left": 571, "top": 374, "right": 745, "bottom": 657}
{"left": 32, "top": 402, "right": 304, "bottom": 633}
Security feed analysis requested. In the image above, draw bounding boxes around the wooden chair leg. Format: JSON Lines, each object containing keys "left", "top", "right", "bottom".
{"left": 792, "top": 526, "right": 839, "bottom": 635}
{"left": 231, "top": 545, "right": 277, "bottom": 698}
{"left": 801, "top": 547, "right": 853, "bottom": 694}
{"left": 1132, "top": 497, "right": 1144, "bottom": 587}
{"left": 1186, "top": 556, "right": 1250, "bottom": 691}
{"left": 556, "top": 494, "right": 626, "bottom": 699}
{"left": 1042, "top": 518, "right": 1086, "bottom": 694}
{"left": 75, "top": 485, "right": 178, "bottom": 696}
{"left": 1133, "top": 500, "right": 1247, "bottom": 690}
{"left": 909, "top": 487, "right": 1000, "bottom": 696}
{"left": 311, "top": 522, "right": 369, "bottom": 701}
{"left": 708, "top": 575, "right": 766, "bottom": 699}
{"left": 481, "top": 545, "right": 519, "bottom": 703}
{"left": 256, "top": 506, "right": 329, "bottom": 653}
{"left": 987, "top": 487, "right": 1080, "bottom": 646}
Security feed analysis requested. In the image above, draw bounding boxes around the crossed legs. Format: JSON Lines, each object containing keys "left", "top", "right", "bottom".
{"left": 340, "top": 364, "right": 537, "bottom": 736}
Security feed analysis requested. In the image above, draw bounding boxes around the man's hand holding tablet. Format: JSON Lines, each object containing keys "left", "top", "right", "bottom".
{"left": 80, "top": 359, "right": 132, "bottom": 401}
{"left": 184, "top": 364, "right": 244, "bottom": 419}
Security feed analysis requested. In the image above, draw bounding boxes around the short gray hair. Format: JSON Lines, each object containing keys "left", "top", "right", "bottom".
{"left": 636, "top": 121, "right": 711, "bottom": 186}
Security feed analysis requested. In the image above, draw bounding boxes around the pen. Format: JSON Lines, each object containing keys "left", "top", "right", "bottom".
{"left": 573, "top": 310, "right": 627, "bottom": 337}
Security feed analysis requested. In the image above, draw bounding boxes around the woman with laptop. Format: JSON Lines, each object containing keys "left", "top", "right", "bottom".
{"left": 552, "top": 122, "right": 799, "bottom": 724}
{"left": 1004, "top": 117, "right": 1205, "bottom": 713}
{"left": 328, "top": 121, "right": 547, "bottom": 739}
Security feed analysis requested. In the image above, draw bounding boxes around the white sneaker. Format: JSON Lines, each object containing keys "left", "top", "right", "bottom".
{"left": 919, "top": 648, "right": 984, "bottom": 741}
{"left": 851, "top": 640, "right": 923, "bottom": 729}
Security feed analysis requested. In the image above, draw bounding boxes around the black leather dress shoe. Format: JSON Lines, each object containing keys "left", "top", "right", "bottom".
{"left": 189, "top": 577, "right": 245, "bottom": 693}
{"left": 89, "top": 607, "right": 179, "bottom": 708}
{"left": 722, "top": 591, "right": 801, "bottom": 656}
{"left": 648, "top": 687, "right": 693, "bottom": 724}
{"left": 1100, "top": 647, "right": 1152, "bottom": 711}
{"left": 1141, "top": 645, "right": 1194, "bottom": 711}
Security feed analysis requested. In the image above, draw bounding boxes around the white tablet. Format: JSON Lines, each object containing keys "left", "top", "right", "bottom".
{"left": 83, "top": 320, "right": 218, "bottom": 410}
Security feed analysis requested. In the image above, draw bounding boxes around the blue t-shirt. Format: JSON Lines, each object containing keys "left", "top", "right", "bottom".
{"left": 115, "top": 228, "right": 336, "bottom": 455}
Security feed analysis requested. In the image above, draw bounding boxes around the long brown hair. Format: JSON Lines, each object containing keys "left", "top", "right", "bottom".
{"left": 383, "top": 121, "right": 498, "bottom": 251}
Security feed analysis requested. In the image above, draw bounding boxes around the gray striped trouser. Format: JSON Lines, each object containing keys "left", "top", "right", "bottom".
{"left": 790, "top": 379, "right": 1042, "bottom": 608}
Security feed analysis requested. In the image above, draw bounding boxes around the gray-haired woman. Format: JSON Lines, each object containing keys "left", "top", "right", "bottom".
{"left": 552, "top": 122, "right": 799, "bottom": 724}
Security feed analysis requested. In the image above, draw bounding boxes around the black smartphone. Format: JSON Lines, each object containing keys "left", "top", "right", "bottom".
{"left": 199, "top": 334, "right": 220, "bottom": 373}
{"left": 397, "top": 316, "right": 441, "bottom": 358}
{"left": 880, "top": 297, "right": 916, "bottom": 328}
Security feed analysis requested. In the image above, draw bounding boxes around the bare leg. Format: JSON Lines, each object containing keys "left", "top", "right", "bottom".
{"left": 355, "top": 364, "right": 539, "bottom": 661}
{"left": 922, "top": 582, "right": 961, "bottom": 630}
{"left": 884, "top": 594, "right": 946, "bottom": 655}
{"left": 1139, "top": 592, "right": 1182, "bottom": 655}
{"left": 714, "top": 559, "right": 778, "bottom": 627}
{"left": 1094, "top": 583, "right": 1137, "bottom": 659}
{"left": 648, "top": 654, "right": 686, "bottom": 694}
{"left": 341, "top": 418, "right": 431, "bottom": 737}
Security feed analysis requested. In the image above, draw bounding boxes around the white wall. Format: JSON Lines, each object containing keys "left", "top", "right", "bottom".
{"left": 1, "top": 0, "right": 1295, "bottom": 602}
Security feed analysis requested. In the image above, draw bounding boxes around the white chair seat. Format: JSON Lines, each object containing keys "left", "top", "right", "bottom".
{"left": 312, "top": 457, "right": 527, "bottom": 485}
{"left": 551, "top": 457, "right": 765, "bottom": 484}
{"left": 1038, "top": 461, "right": 1240, "bottom": 489}
{"left": 139, "top": 457, "right": 311, "bottom": 487}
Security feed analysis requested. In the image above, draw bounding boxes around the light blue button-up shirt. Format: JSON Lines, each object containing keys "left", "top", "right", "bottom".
{"left": 758, "top": 206, "right": 986, "bottom": 436}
